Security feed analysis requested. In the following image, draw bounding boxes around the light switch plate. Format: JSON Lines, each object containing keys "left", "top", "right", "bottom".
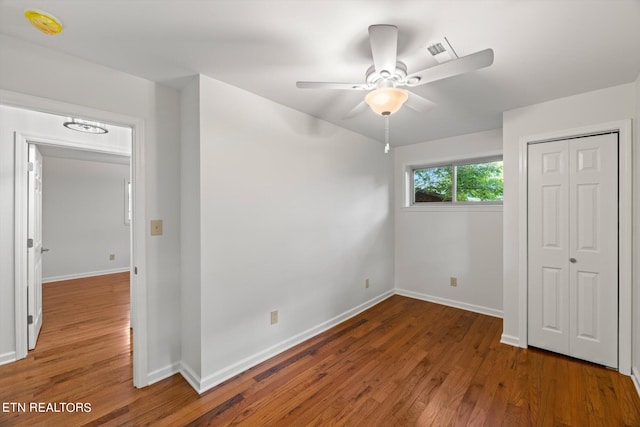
{"left": 150, "top": 219, "right": 163, "bottom": 236}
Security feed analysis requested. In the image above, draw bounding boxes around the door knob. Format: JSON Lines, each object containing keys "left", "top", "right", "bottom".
{"left": 569, "top": 257, "right": 576, "bottom": 263}
{"left": 41, "top": 248, "right": 49, "bottom": 253}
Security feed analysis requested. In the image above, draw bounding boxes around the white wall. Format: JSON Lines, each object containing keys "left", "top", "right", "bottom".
{"left": 502, "top": 83, "right": 636, "bottom": 344}
{"left": 0, "top": 34, "right": 181, "bottom": 379}
{"left": 42, "top": 156, "right": 130, "bottom": 281}
{"left": 180, "top": 74, "right": 394, "bottom": 391}
{"left": 179, "top": 77, "right": 202, "bottom": 380}
{"left": 393, "top": 129, "right": 503, "bottom": 316}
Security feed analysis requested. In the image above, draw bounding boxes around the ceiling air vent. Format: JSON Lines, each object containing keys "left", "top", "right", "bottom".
{"left": 427, "top": 43, "right": 446, "bottom": 56}
{"left": 427, "top": 38, "right": 458, "bottom": 63}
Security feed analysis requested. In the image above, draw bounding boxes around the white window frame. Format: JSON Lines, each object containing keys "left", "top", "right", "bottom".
{"left": 409, "top": 155, "right": 504, "bottom": 206}
{"left": 124, "top": 179, "right": 132, "bottom": 226}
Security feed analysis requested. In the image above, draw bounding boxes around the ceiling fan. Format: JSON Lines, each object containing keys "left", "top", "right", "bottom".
{"left": 296, "top": 25, "right": 494, "bottom": 119}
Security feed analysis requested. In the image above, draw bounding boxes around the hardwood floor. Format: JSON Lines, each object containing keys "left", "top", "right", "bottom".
{"left": 1, "top": 273, "right": 639, "bottom": 426}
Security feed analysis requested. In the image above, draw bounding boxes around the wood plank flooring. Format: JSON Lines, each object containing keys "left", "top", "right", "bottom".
{"left": 1, "top": 272, "right": 639, "bottom": 426}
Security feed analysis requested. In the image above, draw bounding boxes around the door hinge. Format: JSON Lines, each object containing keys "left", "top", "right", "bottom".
{"left": 27, "top": 238, "right": 34, "bottom": 248}
{"left": 27, "top": 315, "right": 33, "bottom": 325}
{"left": 134, "top": 267, "right": 138, "bottom": 275}
{"left": 28, "top": 162, "right": 34, "bottom": 172}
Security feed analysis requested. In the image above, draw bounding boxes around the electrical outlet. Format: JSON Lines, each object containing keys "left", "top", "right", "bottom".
{"left": 270, "top": 310, "right": 278, "bottom": 325}
{"left": 365, "top": 278, "right": 370, "bottom": 288}
{"left": 450, "top": 277, "right": 458, "bottom": 287}
{"left": 150, "top": 219, "right": 163, "bottom": 236}
{"left": 109, "top": 254, "right": 115, "bottom": 261}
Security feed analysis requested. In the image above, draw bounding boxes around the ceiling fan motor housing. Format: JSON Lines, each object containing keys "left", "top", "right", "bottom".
{"left": 366, "top": 61, "right": 407, "bottom": 88}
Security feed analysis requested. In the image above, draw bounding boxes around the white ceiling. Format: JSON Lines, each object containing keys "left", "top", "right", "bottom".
{"left": 1, "top": 0, "right": 639, "bottom": 146}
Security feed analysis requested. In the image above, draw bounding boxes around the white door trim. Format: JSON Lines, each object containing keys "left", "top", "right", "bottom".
{"left": 3, "top": 89, "right": 149, "bottom": 388}
{"left": 14, "top": 133, "right": 28, "bottom": 360}
{"left": 518, "top": 119, "right": 632, "bottom": 375}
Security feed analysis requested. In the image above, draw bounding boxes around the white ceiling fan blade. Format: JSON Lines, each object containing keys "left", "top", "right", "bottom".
{"left": 405, "top": 92, "right": 437, "bottom": 112}
{"left": 296, "top": 81, "right": 370, "bottom": 90}
{"left": 406, "top": 48, "right": 494, "bottom": 86}
{"left": 342, "top": 100, "right": 369, "bottom": 119}
{"left": 368, "top": 24, "right": 398, "bottom": 74}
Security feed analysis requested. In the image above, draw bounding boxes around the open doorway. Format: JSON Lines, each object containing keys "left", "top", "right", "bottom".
{"left": 13, "top": 108, "right": 132, "bottom": 351}
{"left": 3, "top": 99, "right": 148, "bottom": 388}
{"left": 30, "top": 144, "right": 132, "bottom": 352}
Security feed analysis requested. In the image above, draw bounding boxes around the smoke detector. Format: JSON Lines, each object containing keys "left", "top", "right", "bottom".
{"left": 24, "top": 9, "right": 63, "bottom": 35}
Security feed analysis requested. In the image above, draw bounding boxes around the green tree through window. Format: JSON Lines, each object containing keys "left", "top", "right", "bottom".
{"left": 414, "top": 166, "right": 452, "bottom": 202}
{"left": 413, "top": 159, "right": 503, "bottom": 203}
{"left": 456, "top": 161, "right": 503, "bottom": 202}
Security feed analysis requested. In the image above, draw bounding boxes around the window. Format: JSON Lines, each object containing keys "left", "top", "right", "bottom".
{"left": 124, "top": 179, "right": 131, "bottom": 225}
{"left": 412, "top": 157, "right": 503, "bottom": 204}
{"left": 413, "top": 165, "right": 453, "bottom": 202}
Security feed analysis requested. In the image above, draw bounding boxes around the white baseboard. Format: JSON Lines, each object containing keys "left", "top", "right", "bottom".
{"left": 43, "top": 267, "right": 130, "bottom": 283}
{"left": 395, "top": 288, "right": 503, "bottom": 319}
{"left": 147, "top": 362, "right": 181, "bottom": 386}
{"left": 0, "top": 351, "right": 16, "bottom": 366}
{"left": 179, "top": 362, "right": 202, "bottom": 392}
{"left": 632, "top": 367, "right": 640, "bottom": 398}
{"left": 187, "top": 289, "right": 394, "bottom": 394}
{"left": 500, "top": 333, "right": 521, "bottom": 347}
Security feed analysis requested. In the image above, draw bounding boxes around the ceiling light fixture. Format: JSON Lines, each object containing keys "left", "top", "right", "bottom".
{"left": 365, "top": 86, "right": 408, "bottom": 116}
{"left": 365, "top": 85, "right": 406, "bottom": 153}
{"left": 63, "top": 118, "right": 108, "bottom": 134}
{"left": 24, "top": 9, "right": 63, "bottom": 35}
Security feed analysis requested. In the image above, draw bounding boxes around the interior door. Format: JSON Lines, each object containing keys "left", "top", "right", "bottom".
{"left": 27, "top": 144, "right": 44, "bottom": 350}
{"left": 528, "top": 133, "right": 618, "bottom": 368}
{"left": 527, "top": 139, "right": 570, "bottom": 355}
{"left": 568, "top": 134, "right": 618, "bottom": 366}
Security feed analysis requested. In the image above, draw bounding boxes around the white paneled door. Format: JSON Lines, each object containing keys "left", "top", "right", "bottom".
{"left": 27, "top": 144, "right": 44, "bottom": 350}
{"left": 528, "top": 133, "right": 618, "bottom": 368}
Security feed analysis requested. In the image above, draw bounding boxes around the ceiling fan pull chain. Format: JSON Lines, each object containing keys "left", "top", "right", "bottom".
{"left": 384, "top": 114, "right": 390, "bottom": 154}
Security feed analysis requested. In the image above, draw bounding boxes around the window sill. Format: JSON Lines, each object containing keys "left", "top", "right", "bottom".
{"left": 401, "top": 204, "right": 503, "bottom": 212}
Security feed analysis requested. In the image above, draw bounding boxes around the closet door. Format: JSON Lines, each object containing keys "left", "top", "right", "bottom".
{"left": 568, "top": 134, "right": 618, "bottom": 367}
{"left": 528, "top": 133, "right": 618, "bottom": 368}
{"left": 528, "top": 140, "right": 570, "bottom": 356}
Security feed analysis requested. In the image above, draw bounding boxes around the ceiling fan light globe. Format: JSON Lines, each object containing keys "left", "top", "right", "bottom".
{"left": 365, "top": 87, "right": 408, "bottom": 115}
